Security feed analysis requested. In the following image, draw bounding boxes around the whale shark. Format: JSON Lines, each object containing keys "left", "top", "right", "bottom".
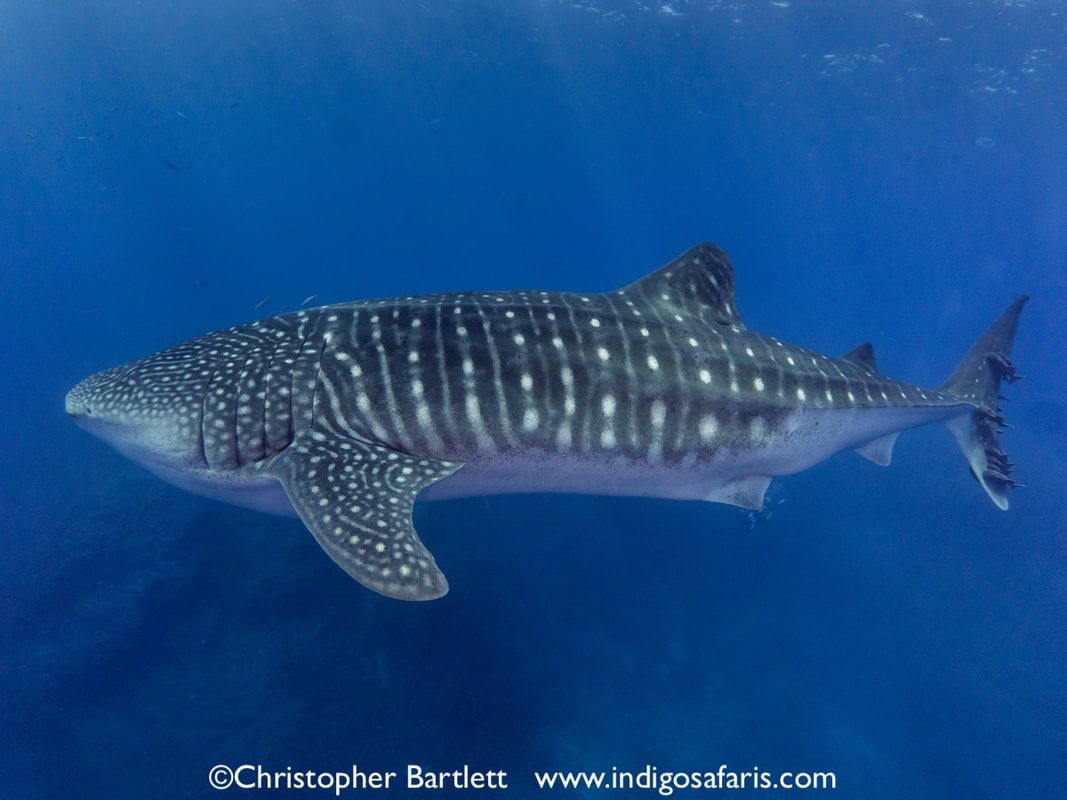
{"left": 66, "top": 243, "right": 1027, "bottom": 600}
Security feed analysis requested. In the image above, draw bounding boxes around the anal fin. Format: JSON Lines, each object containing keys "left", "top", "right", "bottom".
{"left": 262, "top": 431, "right": 463, "bottom": 600}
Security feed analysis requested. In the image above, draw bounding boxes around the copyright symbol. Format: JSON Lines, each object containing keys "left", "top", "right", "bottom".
{"left": 209, "top": 764, "right": 234, "bottom": 790}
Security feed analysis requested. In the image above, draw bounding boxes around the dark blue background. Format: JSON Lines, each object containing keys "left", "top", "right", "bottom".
{"left": 2, "top": 1, "right": 1065, "bottom": 797}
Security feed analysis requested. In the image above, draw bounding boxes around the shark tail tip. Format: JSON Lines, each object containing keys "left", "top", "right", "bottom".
{"left": 940, "top": 295, "right": 1027, "bottom": 510}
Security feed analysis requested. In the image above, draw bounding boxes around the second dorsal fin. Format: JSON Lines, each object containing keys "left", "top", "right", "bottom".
{"left": 841, "top": 342, "right": 880, "bottom": 374}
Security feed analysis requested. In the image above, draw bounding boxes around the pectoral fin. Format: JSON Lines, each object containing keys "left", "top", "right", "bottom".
{"left": 263, "top": 431, "right": 463, "bottom": 600}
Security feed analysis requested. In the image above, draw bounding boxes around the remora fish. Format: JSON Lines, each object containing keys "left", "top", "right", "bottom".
{"left": 66, "top": 244, "right": 1027, "bottom": 600}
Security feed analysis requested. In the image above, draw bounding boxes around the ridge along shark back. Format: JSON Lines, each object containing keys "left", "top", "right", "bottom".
{"left": 66, "top": 243, "right": 1027, "bottom": 600}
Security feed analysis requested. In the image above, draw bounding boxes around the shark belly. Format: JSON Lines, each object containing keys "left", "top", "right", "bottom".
{"left": 126, "top": 403, "right": 968, "bottom": 509}
{"left": 140, "top": 459, "right": 299, "bottom": 517}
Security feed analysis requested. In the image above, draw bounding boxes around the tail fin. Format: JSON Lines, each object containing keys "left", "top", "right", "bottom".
{"left": 940, "top": 295, "right": 1029, "bottom": 510}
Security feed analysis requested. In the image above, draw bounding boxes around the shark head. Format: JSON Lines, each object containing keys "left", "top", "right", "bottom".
{"left": 66, "top": 359, "right": 206, "bottom": 477}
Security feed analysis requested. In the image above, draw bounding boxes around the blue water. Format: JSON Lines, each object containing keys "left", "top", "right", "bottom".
{"left": 2, "top": 1, "right": 1065, "bottom": 797}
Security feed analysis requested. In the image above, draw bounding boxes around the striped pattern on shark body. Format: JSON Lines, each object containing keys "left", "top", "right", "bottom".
{"left": 310, "top": 287, "right": 960, "bottom": 466}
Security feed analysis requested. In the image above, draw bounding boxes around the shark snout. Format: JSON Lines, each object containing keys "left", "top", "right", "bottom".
{"left": 65, "top": 365, "right": 131, "bottom": 421}
{"left": 65, "top": 374, "right": 104, "bottom": 420}
{"left": 65, "top": 387, "right": 88, "bottom": 417}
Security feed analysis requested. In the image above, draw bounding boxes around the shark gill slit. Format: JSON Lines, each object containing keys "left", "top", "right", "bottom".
{"left": 197, "top": 356, "right": 223, "bottom": 469}
{"left": 309, "top": 335, "right": 329, "bottom": 433}
{"left": 258, "top": 331, "right": 289, "bottom": 461}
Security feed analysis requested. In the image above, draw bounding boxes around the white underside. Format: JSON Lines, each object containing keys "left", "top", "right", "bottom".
{"left": 88, "top": 424, "right": 301, "bottom": 518}
{"left": 152, "top": 464, "right": 299, "bottom": 517}
{"left": 114, "top": 403, "right": 972, "bottom": 516}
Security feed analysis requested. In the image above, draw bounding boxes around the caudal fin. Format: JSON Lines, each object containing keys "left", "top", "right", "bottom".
{"left": 940, "top": 294, "right": 1029, "bottom": 510}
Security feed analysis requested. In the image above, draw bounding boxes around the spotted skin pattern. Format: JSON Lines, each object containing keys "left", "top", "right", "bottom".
{"left": 67, "top": 244, "right": 1027, "bottom": 600}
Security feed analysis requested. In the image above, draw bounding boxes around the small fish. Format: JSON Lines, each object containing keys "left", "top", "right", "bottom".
{"left": 195, "top": 280, "right": 210, "bottom": 288}
{"left": 300, "top": 294, "right": 318, "bottom": 308}
{"left": 254, "top": 294, "right": 273, "bottom": 310}
{"left": 109, "top": 105, "right": 122, "bottom": 112}
{"left": 161, "top": 157, "right": 183, "bottom": 173}
{"left": 180, "top": 227, "right": 192, "bottom": 233}
{"left": 77, "top": 136, "right": 94, "bottom": 142}
{"left": 285, "top": 228, "right": 299, "bottom": 233}
{"left": 176, "top": 111, "right": 186, "bottom": 118}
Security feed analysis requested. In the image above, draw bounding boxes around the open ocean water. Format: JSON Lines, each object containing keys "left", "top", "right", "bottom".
{"left": 1, "top": 1, "right": 1065, "bottom": 797}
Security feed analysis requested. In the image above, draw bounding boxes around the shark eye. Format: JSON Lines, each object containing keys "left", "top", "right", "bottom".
{"left": 86, "top": 406, "right": 93, "bottom": 415}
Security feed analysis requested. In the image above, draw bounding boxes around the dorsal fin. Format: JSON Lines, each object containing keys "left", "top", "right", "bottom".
{"left": 841, "top": 342, "right": 880, "bottom": 374}
{"left": 616, "top": 243, "right": 745, "bottom": 330}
